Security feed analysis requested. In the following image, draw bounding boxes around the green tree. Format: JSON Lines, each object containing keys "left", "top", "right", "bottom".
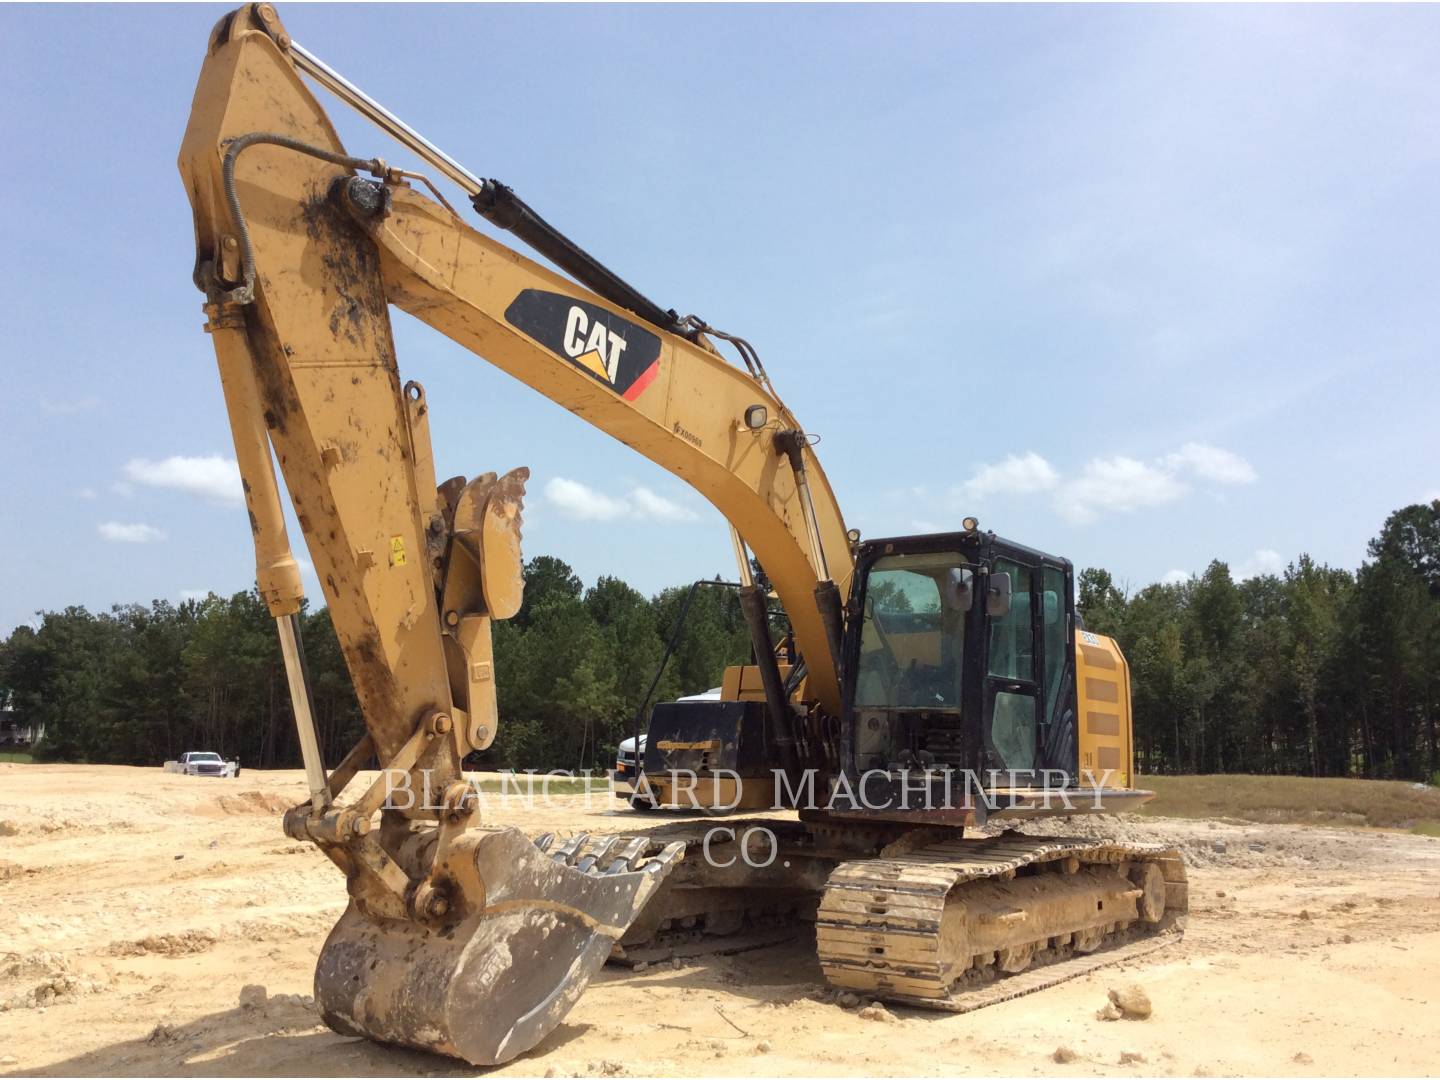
{"left": 1349, "top": 502, "right": 1440, "bottom": 779}
{"left": 1077, "top": 567, "right": 1127, "bottom": 638}
{"left": 585, "top": 575, "right": 664, "bottom": 753}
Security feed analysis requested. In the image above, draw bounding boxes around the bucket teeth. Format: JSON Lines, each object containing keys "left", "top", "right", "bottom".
{"left": 551, "top": 831, "right": 590, "bottom": 864}
{"left": 605, "top": 836, "right": 650, "bottom": 874}
{"left": 642, "top": 840, "right": 686, "bottom": 876}
{"left": 576, "top": 834, "right": 622, "bottom": 872}
{"left": 532, "top": 832, "right": 555, "bottom": 853}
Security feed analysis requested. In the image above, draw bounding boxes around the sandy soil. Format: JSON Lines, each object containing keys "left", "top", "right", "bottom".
{"left": 1, "top": 763, "right": 1438, "bottom": 1077}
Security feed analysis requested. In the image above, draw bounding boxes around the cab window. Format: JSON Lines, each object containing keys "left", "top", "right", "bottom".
{"left": 987, "top": 558, "right": 1034, "bottom": 681}
{"left": 855, "top": 552, "right": 968, "bottom": 708}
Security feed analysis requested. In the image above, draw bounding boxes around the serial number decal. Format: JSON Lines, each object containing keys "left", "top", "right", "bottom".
{"left": 504, "top": 289, "right": 662, "bottom": 402}
{"left": 671, "top": 421, "right": 703, "bottom": 449}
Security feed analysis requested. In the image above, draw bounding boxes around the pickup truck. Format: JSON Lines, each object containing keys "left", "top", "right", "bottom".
{"left": 163, "top": 751, "right": 240, "bottom": 778}
{"left": 611, "top": 733, "right": 648, "bottom": 807}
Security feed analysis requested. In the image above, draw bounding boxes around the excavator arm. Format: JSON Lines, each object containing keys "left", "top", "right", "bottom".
{"left": 178, "top": 4, "right": 852, "bottom": 1064}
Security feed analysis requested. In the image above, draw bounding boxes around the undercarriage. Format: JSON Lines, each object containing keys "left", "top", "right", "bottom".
{"left": 577, "top": 818, "right": 1188, "bottom": 1008}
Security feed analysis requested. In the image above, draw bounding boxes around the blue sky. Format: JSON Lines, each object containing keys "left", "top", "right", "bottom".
{"left": 2, "top": 3, "right": 1436, "bottom": 633}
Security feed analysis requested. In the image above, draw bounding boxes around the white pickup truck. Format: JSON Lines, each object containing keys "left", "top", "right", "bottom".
{"left": 163, "top": 751, "right": 240, "bottom": 778}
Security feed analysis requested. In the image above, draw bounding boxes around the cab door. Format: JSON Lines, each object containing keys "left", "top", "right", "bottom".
{"left": 982, "top": 554, "right": 1041, "bottom": 777}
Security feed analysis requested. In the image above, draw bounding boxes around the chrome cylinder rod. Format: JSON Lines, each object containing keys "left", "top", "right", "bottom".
{"left": 291, "top": 41, "right": 483, "bottom": 197}
{"left": 729, "top": 526, "right": 756, "bottom": 589}
{"left": 276, "top": 612, "right": 330, "bottom": 815}
{"left": 792, "top": 465, "right": 831, "bottom": 582}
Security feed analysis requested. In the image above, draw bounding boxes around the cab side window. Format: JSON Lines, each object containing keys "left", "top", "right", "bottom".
{"left": 987, "top": 559, "right": 1034, "bottom": 681}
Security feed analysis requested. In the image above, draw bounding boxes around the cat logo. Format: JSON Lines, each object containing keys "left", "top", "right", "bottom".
{"left": 503, "top": 289, "right": 663, "bottom": 402}
{"left": 562, "top": 304, "right": 627, "bottom": 383}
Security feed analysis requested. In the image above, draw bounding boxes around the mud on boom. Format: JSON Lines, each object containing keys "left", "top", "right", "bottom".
{"left": 179, "top": 3, "right": 1186, "bottom": 1065}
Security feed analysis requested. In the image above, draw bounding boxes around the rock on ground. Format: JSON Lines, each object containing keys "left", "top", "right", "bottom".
{"left": 1108, "top": 984, "right": 1153, "bottom": 1019}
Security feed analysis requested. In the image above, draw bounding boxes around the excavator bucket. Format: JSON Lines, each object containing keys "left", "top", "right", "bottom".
{"left": 314, "top": 828, "right": 684, "bottom": 1065}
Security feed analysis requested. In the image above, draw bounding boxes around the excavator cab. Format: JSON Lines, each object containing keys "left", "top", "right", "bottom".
{"left": 846, "top": 529, "right": 1076, "bottom": 776}
{"left": 835, "top": 524, "right": 1147, "bottom": 823}
{"left": 639, "top": 524, "right": 1120, "bottom": 824}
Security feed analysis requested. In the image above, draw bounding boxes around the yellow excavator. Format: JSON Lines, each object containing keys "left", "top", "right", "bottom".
{"left": 179, "top": 4, "right": 1187, "bottom": 1065}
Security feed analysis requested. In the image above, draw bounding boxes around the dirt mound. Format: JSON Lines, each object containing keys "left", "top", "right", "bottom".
{"left": 265, "top": 843, "right": 315, "bottom": 856}
{"left": 0, "top": 951, "right": 68, "bottom": 981}
{"left": 107, "top": 931, "right": 217, "bottom": 958}
{"left": 146, "top": 1022, "right": 181, "bottom": 1046}
{"left": 0, "top": 951, "right": 105, "bottom": 1011}
{"left": 995, "top": 814, "right": 1400, "bottom": 872}
{"left": 209, "top": 791, "right": 292, "bottom": 816}
{"left": 233, "top": 912, "right": 337, "bottom": 942}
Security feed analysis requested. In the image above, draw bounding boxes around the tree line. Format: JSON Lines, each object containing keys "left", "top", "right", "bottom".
{"left": 0, "top": 556, "right": 751, "bottom": 773}
{"left": 2, "top": 502, "right": 1435, "bottom": 781}
{"left": 1079, "top": 502, "right": 1438, "bottom": 782}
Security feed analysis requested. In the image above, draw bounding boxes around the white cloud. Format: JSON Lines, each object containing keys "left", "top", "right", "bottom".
{"left": 544, "top": 477, "right": 700, "bottom": 524}
{"left": 179, "top": 589, "right": 212, "bottom": 603}
{"left": 1236, "top": 548, "right": 1285, "bottom": 580}
{"left": 123, "top": 455, "right": 243, "bottom": 506}
{"left": 99, "top": 522, "right": 165, "bottom": 544}
{"left": 545, "top": 478, "right": 631, "bottom": 521}
{"left": 1053, "top": 442, "right": 1255, "bottom": 524}
{"left": 1160, "top": 569, "right": 1191, "bottom": 586}
{"left": 1424, "top": 489, "right": 1440, "bottom": 504}
{"left": 1055, "top": 456, "right": 1188, "bottom": 524}
{"left": 76, "top": 487, "right": 98, "bottom": 500}
{"left": 1163, "top": 442, "right": 1258, "bottom": 485}
{"left": 630, "top": 486, "right": 700, "bottom": 523}
{"left": 960, "top": 452, "right": 1059, "bottom": 500}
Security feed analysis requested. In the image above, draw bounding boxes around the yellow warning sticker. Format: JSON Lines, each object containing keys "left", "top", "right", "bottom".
{"left": 389, "top": 535, "right": 407, "bottom": 566}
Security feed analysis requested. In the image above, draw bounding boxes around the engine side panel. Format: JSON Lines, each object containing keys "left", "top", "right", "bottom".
{"left": 1075, "top": 632, "right": 1134, "bottom": 788}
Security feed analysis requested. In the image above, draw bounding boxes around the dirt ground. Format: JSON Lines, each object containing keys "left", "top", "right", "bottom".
{"left": 2, "top": 764, "right": 1438, "bottom": 1078}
